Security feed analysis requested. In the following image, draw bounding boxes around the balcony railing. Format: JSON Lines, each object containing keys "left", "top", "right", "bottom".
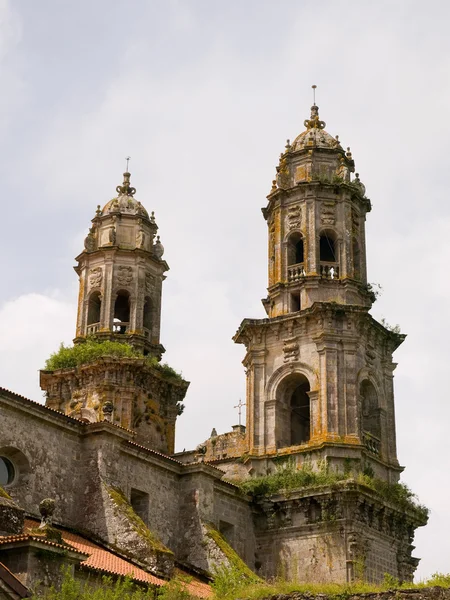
{"left": 87, "top": 323, "right": 100, "bottom": 334}
{"left": 363, "top": 432, "right": 380, "bottom": 456}
{"left": 288, "top": 263, "right": 306, "bottom": 282}
{"left": 113, "top": 321, "right": 129, "bottom": 334}
{"left": 143, "top": 328, "right": 151, "bottom": 340}
{"left": 320, "top": 262, "right": 339, "bottom": 279}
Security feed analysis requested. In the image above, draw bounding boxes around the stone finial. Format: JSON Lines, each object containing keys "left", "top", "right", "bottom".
{"left": 353, "top": 173, "right": 366, "bottom": 196}
{"left": 116, "top": 171, "right": 136, "bottom": 197}
{"left": 154, "top": 235, "right": 164, "bottom": 259}
{"left": 210, "top": 428, "right": 218, "bottom": 438}
{"left": 96, "top": 204, "right": 102, "bottom": 216}
{"left": 304, "top": 105, "right": 326, "bottom": 130}
{"left": 39, "top": 498, "right": 56, "bottom": 528}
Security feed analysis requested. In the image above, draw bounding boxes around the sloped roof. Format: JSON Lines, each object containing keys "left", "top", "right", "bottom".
{"left": 23, "top": 520, "right": 211, "bottom": 598}
{"left": 0, "top": 561, "right": 30, "bottom": 598}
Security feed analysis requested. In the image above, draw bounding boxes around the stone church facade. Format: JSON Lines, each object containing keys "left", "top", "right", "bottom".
{"left": 0, "top": 101, "right": 426, "bottom": 596}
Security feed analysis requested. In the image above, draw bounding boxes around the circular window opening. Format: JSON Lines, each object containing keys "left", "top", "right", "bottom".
{"left": 0, "top": 457, "right": 15, "bottom": 486}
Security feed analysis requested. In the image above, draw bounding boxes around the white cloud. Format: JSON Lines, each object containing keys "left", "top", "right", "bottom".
{"left": 0, "top": 293, "right": 76, "bottom": 401}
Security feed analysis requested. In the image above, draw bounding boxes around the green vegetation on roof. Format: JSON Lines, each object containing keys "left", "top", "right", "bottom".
{"left": 0, "top": 485, "right": 12, "bottom": 500}
{"left": 44, "top": 338, "right": 183, "bottom": 381}
{"left": 210, "top": 570, "right": 450, "bottom": 600}
{"left": 235, "top": 463, "right": 428, "bottom": 521}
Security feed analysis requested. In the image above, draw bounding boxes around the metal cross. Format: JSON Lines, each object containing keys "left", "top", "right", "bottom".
{"left": 312, "top": 84, "right": 317, "bottom": 104}
{"left": 233, "top": 398, "right": 246, "bottom": 427}
{"left": 125, "top": 156, "right": 131, "bottom": 171}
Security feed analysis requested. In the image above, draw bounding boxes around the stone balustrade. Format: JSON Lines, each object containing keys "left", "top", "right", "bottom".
{"left": 288, "top": 263, "right": 306, "bottom": 282}
{"left": 87, "top": 323, "right": 100, "bottom": 334}
{"left": 320, "top": 261, "right": 339, "bottom": 279}
{"left": 363, "top": 431, "right": 381, "bottom": 456}
{"left": 112, "top": 321, "right": 129, "bottom": 334}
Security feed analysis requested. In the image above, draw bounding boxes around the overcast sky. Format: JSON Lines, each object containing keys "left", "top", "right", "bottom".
{"left": 0, "top": 0, "right": 449, "bottom": 581}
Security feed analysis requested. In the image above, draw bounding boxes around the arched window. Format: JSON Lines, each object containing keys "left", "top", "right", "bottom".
{"left": 319, "top": 232, "right": 336, "bottom": 262}
{"left": 0, "top": 456, "right": 15, "bottom": 486}
{"left": 290, "top": 378, "right": 311, "bottom": 445}
{"left": 360, "top": 380, "right": 381, "bottom": 439}
{"left": 87, "top": 291, "right": 101, "bottom": 331}
{"left": 276, "top": 373, "right": 311, "bottom": 448}
{"left": 143, "top": 297, "right": 152, "bottom": 335}
{"left": 114, "top": 290, "right": 130, "bottom": 334}
{"left": 287, "top": 232, "right": 304, "bottom": 266}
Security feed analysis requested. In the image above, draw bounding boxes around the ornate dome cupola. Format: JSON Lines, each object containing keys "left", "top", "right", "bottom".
{"left": 75, "top": 170, "right": 167, "bottom": 358}
{"left": 262, "top": 99, "right": 372, "bottom": 318}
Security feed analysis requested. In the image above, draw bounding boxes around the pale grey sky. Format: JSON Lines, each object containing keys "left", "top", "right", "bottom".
{"left": 0, "top": 0, "right": 449, "bottom": 580}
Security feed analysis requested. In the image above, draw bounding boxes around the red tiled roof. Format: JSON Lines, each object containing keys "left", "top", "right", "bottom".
{"left": 23, "top": 520, "right": 210, "bottom": 598}
{"left": 0, "top": 533, "right": 84, "bottom": 554}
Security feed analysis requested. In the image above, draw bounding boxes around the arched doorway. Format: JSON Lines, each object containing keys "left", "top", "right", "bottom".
{"left": 360, "top": 380, "right": 381, "bottom": 455}
{"left": 87, "top": 291, "right": 101, "bottom": 333}
{"left": 113, "top": 290, "right": 130, "bottom": 334}
{"left": 290, "top": 378, "right": 311, "bottom": 445}
{"left": 276, "top": 373, "right": 311, "bottom": 448}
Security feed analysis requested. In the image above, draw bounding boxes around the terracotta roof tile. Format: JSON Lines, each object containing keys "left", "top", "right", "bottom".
{"left": 22, "top": 520, "right": 210, "bottom": 597}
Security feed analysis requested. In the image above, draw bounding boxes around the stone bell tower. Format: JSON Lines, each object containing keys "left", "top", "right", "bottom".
{"left": 41, "top": 171, "right": 188, "bottom": 454}
{"left": 75, "top": 171, "right": 166, "bottom": 358}
{"left": 233, "top": 98, "right": 427, "bottom": 582}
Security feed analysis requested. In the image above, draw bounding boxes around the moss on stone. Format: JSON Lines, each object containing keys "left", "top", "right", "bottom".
{"left": 0, "top": 486, "right": 11, "bottom": 500}
{"left": 105, "top": 484, "right": 173, "bottom": 557}
{"left": 44, "top": 339, "right": 183, "bottom": 382}
{"left": 204, "top": 522, "right": 259, "bottom": 582}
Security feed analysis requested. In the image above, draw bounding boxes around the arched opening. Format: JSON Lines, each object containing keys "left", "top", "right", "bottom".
{"left": 319, "top": 231, "right": 338, "bottom": 279}
{"left": 290, "top": 378, "right": 311, "bottom": 445}
{"left": 87, "top": 291, "right": 101, "bottom": 333}
{"left": 114, "top": 290, "right": 130, "bottom": 334}
{"left": 287, "top": 232, "right": 304, "bottom": 266}
{"left": 360, "top": 380, "right": 381, "bottom": 455}
{"left": 143, "top": 297, "right": 152, "bottom": 338}
{"left": 352, "top": 238, "right": 361, "bottom": 280}
{"left": 0, "top": 456, "right": 15, "bottom": 486}
{"left": 319, "top": 232, "right": 336, "bottom": 262}
{"left": 276, "top": 373, "right": 311, "bottom": 448}
{"left": 287, "top": 232, "right": 305, "bottom": 283}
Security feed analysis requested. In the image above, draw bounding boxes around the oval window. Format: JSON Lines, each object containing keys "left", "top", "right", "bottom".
{"left": 0, "top": 457, "right": 15, "bottom": 486}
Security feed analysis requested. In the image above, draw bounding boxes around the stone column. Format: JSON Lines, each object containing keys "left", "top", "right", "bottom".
{"left": 306, "top": 196, "right": 317, "bottom": 274}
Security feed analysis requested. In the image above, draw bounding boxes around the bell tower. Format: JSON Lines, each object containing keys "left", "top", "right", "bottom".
{"left": 75, "top": 171, "right": 166, "bottom": 358}
{"left": 235, "top": 101, "right": 401, "bottom": 479}
{"left": 233, "top": 95, "right": 427, "bottom": 584}
{"left": 41, "top": 170, "right": 188, "bottom": 454}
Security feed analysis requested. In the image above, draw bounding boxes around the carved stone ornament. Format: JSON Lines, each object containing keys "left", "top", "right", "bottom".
{"left": 117, "top": 265, "right": 133, "bottom": 286}
{"left": 321, "top": 201, "right": 336, "bottom": 225}
{"left": 89, "top": 267, "right": 103, "bottom": 288}
{"left": 283, "top": 337, "right": 299, "bottom": 362}
{"left": 145, "top": 272, "right": 155, "bottom": 293}
{"left": 84, "top": 227, "right": 97, "bottom": 252}
{"left": 287, "top": 204, "right": 301, "bottom": 229}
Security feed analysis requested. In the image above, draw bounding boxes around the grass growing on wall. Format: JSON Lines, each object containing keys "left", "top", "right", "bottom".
{"left": 31, "top": 570, "right": 196, "bottom": 599}
{"left": 236, "top": 462, "right": 429, "bottom": 520}
{"left": 44, "top": 338, "right": 182, "bottom": 381}
{"left": 0, "top": 485, "right": 12, "bottom": 500}
{"left": 210, "top": 568, "right": 450, "bottom": 600}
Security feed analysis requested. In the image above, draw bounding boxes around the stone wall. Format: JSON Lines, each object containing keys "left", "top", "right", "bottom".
{"left": 0, "top": 389, "right": 256, "bottom": 576}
